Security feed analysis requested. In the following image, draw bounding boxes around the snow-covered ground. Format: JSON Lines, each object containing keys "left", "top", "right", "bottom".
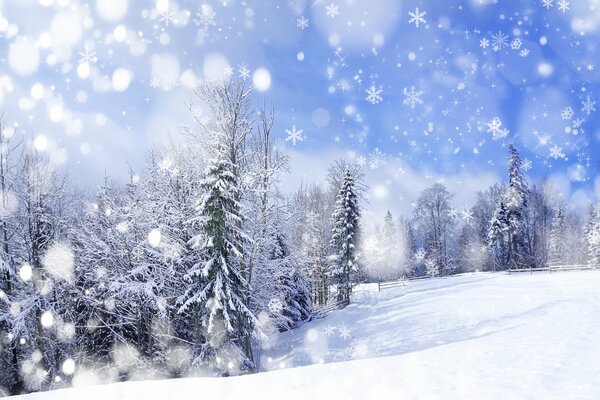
{"left": 11, "top": 271, "right": 600, "bottom": 399}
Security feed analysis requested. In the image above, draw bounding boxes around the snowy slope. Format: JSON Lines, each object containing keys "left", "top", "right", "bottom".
{"left": 10, "top": 271, "right": 600, "bottom": 399}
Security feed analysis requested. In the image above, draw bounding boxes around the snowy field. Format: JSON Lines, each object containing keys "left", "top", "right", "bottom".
{"left": 10, "top": 271, "right": 600, "bottom": 399}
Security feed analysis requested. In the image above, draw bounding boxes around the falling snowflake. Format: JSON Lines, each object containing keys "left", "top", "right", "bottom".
{"left": 323, "top": 325, "right": 336, "bottom": 336}
{"left": 558, "top": 0, "right": 569, "bottom": 12}
{"left": 461, "top": 209, "right": 474, "bottom": 224}
{"left": 402, "top": 86, "right": 424, "bottom": 109}
{"left": 194, "top": 4, "right": 216, "bottom": 29}
{"left": 486, "top": 117, "right": 510, "bottom": 140}
{"left": 560, "top": 107, "right": 574, "bottom": 120}
{"left": 238, "top": 64, "right": 250, "bottom": 80}
{"left": 542, "top": 0, "right": 554, "bottom": 9}
{"left": 480, "top": 38, "right": 489, "bottom": 49}
{"left": 356, "top": 155, "right": 367, "bottom": 167}
{"left": 159, "top": 10, "right": 177, "bottom": 26}
{"left": 491, "top": 31, "right": 509, "bottom": 51}
{"left": 285, "top": 125, "right": 304, "bottom": 145}
{"left": 522, "top": 158, "right": 533, "bottom": 171}
{"left": 338, "top": 325, "right": 352, "bottom": 340}
{"left": 415, "top": 248, "right": 426, "bottom": 262}
{"left": 325, "top": 2, "right": 339, "bottom": 18}
{"left": 408, "top": 7, "right": 427, "bottom": 28}
{"left": 581, "top": 95, "right": 596, "bottom": 115}
{"left": 78, "top": 48, "right": 98, "bottom": 64}
{"left": 549, "top": 144, "right": 565, "bottom": 159}
{"left": 296, "top": 16, "right": 309, "bottom": 30}
{"left": 268, "top": 298, "right": 284, "bottom": 314}
{"left": 520, "top": 48, "right": 530, "bottom": 57}
{"left": 365, "top": 85, "right": 383, "bottom": 104}
{"left": 368, "top": 148, "right": 386, "bottom": 169}
{"left": 447, "top": 208, "right": 458, "bottom": 219}
{"left": 510, "top": 38, "right": 522, "bottom": 50}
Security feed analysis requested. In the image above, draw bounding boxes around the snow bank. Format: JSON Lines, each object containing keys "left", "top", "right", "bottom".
{"left": 11, "top": 271, "right": 600, "bottom": 399}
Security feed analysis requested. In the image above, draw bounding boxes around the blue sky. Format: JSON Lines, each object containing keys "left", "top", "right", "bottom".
{"left": 0, "top": 0, "right": 599, "bottom": 218}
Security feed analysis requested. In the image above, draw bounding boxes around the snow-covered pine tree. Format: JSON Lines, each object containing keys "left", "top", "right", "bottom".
{"left": 585, "top": 204, "right": 600, "bottom": 268}
{"left": 488, "top": 200, "right": 509, "bottom": 270}
{"left": 178, "top": 152, "right": 258, "bottom": 372}
{"left": 549, "top": 205, "right": 567, "bottom": 266}
{"left": 503, "top": 144, "right": 530, "bottom": 268}
{"left": 267, "top": 226, "right": 312, "bottom": 331}
{"left": 329, "top": 168, "right": 361, "bottom": 302}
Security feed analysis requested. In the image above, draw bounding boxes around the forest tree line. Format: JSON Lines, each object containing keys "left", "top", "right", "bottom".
{"left": 1, "top": 80, "right": 600, "bottom": 395}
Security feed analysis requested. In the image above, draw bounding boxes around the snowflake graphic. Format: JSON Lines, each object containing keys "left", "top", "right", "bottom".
{"left": 78, "top": 48, "right": 97, "bottom": 64}
{"left": 193, "top": 4, "right": 216, "bottom": 29}
{"left": 365, "top": 85, "right": 383, "bottom": 104}
{"left": 325, "top": 2, "right": 339, "bottom": 19}
{"left": 560, "top": 107, "right": 574, "bottom": 120}
{"left": 415, "top": 248, "right": 426, "bottom": 262}
{"left": 296, "top": 16, "right": 309, "bottom": 30}
{"left": 323, "top": 325, "right": 336, "bottom": 336}
{"left": 402, "top": 86, "right": 424, "bottom": 109}
{"left": 522, "top": 158, "right": 533, "bottom": 171}
{"left": 581, "top": 95, "right": 596, "bottom": 115}
{"left": 356, "top": 155, "right": 366, "bottom": 167}
{"left": 238, "top": 64, "right": 250, "bottom": 80}
{"left": 461, "top": 209, "right": 474, "bottom": 224}
{"left": 480, "top": 38, "right": 489, "bottom": 49}
{"left": 491, "top": 31, "right": 509, "bottom": 52}
{"left": 549, "top": 144, "right": 565, "bottom": 159}
{"left": 338, "top": 325, "right": 352, "bottom": 340}
{"left": 408, "top": 7, "right": 427, "bottom": 28}
{"left": 510, "top": 38, "right": 522, "bottom": 50}
{"left": 285, "top": 125, "right": 304, "bottom": 145}
{"left": 159, "top": 10, "right": 177, "bottom": 27}
{"left": 520, "top": 48, "right": 530, "bottom": 57}
{"left": 558, "top": 0, "right": 570, "bottom": 12}
{"left": 368, "top": 148, "right": 386, "bottom": 169}
{"left": 542, "top": 0, "right": 554, "bottom": 9}
{"left": 486, "top": 117, "right": 509, "bottom": 140}
{"left": 447, "top": 208, "right": 458, "bottom": 219}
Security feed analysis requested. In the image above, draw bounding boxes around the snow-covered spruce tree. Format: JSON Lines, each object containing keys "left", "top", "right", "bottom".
{"left": 329, "top": 168, "right": 361, "bottom": 302}
{"left": 488, "top": 200, "right": 509, "bottom": 270}
{"left": 503, "top": 144, "right": 531, "bottom": 268}
{"left": 266, "top": 224, "right": 312, "bottom": 331}
{"left": 178, "top": 152, "right": 259, "bottom": 373}
{"left": 585, "top": 204, "right": 600, "bottom": 267}
{"left": 549, "top": 205, "right": 567, "bottom": 266}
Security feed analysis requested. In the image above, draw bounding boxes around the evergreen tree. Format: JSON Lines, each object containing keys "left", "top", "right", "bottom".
{"left": 585, "top": 204, "right": 600, "bottom": 267}
{"left": 329, "top": 169, "right": 361, "bottom": 302}
{"left": 488, "top": 200, "right": 509, "bottom": 270}
{"left": 504, "top": 144, "right": 530, "bottom": 267}
{"left": 549, "top": 206, "right": 567, "bottom": 266}
{"left": 488, "top": 145, "right": 530, "bottom": 269}
{"left": 178, "top": 154, "right": 258, "bottom": 372}
{"left": 268, "top": 229, "right": 312, "bottom": 330}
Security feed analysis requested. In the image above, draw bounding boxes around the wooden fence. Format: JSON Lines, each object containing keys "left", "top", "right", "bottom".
{"left": 310, "top": 298, "right": 350, "bottom": 320}
{"left": 508, "top": 265, "right": 598, "bottom": 274}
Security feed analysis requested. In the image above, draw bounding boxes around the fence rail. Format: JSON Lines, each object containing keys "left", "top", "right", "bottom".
{"left": 310, "top": 299, "right": 350, "bottom": 320}
{"left": 508, "top": 265, "right": 598, "bottom": 275}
